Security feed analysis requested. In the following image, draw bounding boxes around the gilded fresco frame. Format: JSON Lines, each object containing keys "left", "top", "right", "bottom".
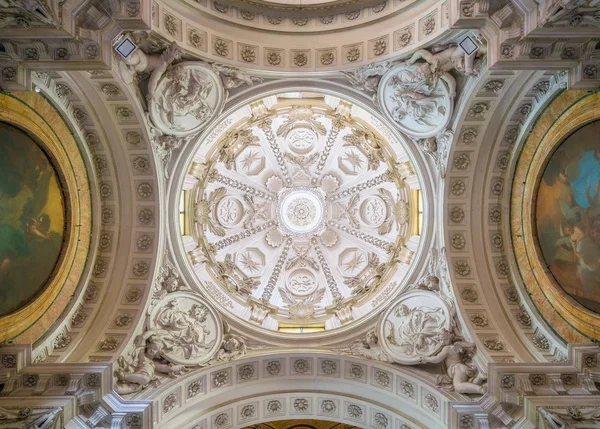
{"left": 511, "top": 90, "right": 600, "bottom": 343}
{"left": 0, "top": 92, "right": 91, "bottom": 344}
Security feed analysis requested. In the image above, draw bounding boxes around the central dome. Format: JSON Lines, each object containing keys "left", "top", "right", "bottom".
{"left": 182, "top": 92, "right": 424, "bottom": 333}
{"left": 279, "top": 188, "right": 326, "bottom": 235}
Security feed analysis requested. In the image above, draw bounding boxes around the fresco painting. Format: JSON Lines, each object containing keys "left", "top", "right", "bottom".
{"left": 536, "top": 120, "right": 600, "bottom": 313}
{"left": 0, "top": 122, "right": 65, "bottom": 317}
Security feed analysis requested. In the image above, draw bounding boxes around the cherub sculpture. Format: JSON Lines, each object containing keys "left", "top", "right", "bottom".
{"left": 421, "top": 331, "right": 487, "bottom": 394}
{"left": 211, "top": 63, "right": 263, "bottom": 90}
{"left": 406, "top": 42, "right": 487, "bottom": 77}
{"left": 343, "top": 331, "right": 394, "bottom": 362}
{"left": 114, "top": 332, "right": 187, "bottom": 394}
{"left": 118, "top": 39, "right": 182, "bottom": 101}
{"left": 342, "top": 61, "right": 394, "bottom": 93}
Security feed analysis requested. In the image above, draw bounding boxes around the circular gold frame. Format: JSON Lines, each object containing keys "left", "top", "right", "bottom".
{"left": 511, "top": 90, "right": 600, "bottom": 343}
{"left": 0, "top": 92, "right": 91, "bottom": 344}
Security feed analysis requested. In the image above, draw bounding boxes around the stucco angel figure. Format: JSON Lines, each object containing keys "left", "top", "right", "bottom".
{"left": 407, "top": 43, "right": 487, "bottom": 77}
{"left": 211, "top": 63, "right": 262, "bottom": 90}
{"left": 343, "top": 331, "right": 393, "bottom": 362}
{"left": 114, "top": 332, "right": 188, "bottom": 394}
{"left": 118, "top": 39, "right": 182, "bottom": 101}
{"left": 215, "top": 332, "right": 247, "bottom": 361}
{"left": 343, "top": 61, "right": 395, "bottom": 93}
{"left": 420, "top": 331, "right": 487, "bottom": 395}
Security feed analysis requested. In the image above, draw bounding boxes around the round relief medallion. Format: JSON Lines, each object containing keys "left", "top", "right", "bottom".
{"left": 378, "top": 291, "right": 452, "bottom": 364}
{"left": 148, "top": 292, "right": 222, "bottom": 365}
{"left": 216, "top": 197, "right": 244, "bottom": 227}
{"left": 360, "top": 196, "right": 387, "bottom": 227}
{"left": 377, "top": 63, "right": 454, "bottom": 138}
{"left": 286, "top": 126, "right": 317, "bottom": 154}
{"left": 286, "top": 268, "right": 318, "bottom": 296}
{"left": 149, "top": 62, "right": 225, "bottom": 137}
{"left": 278, "top": 188, "right": 326, "bottom": 236}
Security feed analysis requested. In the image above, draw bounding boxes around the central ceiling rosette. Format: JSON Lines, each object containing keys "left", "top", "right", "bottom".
{"left": 182, "top": 92, "right": 424, "bottom": 332}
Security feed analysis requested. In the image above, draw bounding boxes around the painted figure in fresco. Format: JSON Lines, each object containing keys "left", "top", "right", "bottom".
{"left": 537, "top": 122, "right": 600, "bottom": 312}
{"left": 0, "top": 123, "right": 64, "bottom": 317}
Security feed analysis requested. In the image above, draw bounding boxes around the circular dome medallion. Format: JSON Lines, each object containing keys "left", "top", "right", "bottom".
{"left": 149, "top": 62, "right": 225, "bottom": 137}
{"left": 287, "top": 268, "right": 318, "bottom": 296}
{"left": 286, "top": 126, "right": 318, "bottom": 154}
{"left": 360, "top": 196, "right": 387, "bottom": 227}
{"left": 216, "top": 197, "right": 244, "bottom": 227}
{"left": 377, "top": 63, "right": 454, "bottom": 139}
{"left": 148, "top": 292, "right": 222, "bottom": 365}
{"left": 378, "top": 291, "right": 452, "bottom": 364}
{"left": 278, "top": 188, "right": 325, "bottom": 236}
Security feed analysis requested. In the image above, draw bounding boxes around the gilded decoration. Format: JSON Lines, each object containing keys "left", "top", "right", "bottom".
{"left": 511, "top": 90, "right": 600, "bottom": 342}
{"left": 536, "top": 120, "right": 600, "bottom": 313}
{"left": 0, "top": 93, "right": 91, "bottom": 344}
{"left": 0, "top": 122, "right": 65, "bottom": 317}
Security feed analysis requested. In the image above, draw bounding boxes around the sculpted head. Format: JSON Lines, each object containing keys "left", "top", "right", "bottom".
{"left": 189, "top": 304, "right": 208, "bottom": 322}
{"left": 164, "top": 276, "right": 179, "bottom": 292}
{"left": 395, "top": 304, "right": 409, "bottom": 317}
{"left": 365, "top": 331, "right": 378, "bottom": 347}
{"left": 145, "top": 335, "right": 164, "bottom": 359}
{"left": 441, "top": 330, "right": 454, "bottom": 346}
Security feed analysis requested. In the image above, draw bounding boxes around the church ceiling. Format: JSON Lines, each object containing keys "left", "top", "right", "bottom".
{"left": 1, "top": 0, "right": 600, "bottom": 428}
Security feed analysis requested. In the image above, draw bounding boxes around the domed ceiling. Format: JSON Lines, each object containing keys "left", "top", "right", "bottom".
{"left": 181, "top": 92, "right": 422, "bottom": 332}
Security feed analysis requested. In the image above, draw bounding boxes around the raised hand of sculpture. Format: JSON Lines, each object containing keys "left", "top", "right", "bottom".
{"left": 406, "top": 43, "right": 487, "bottom": 78}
